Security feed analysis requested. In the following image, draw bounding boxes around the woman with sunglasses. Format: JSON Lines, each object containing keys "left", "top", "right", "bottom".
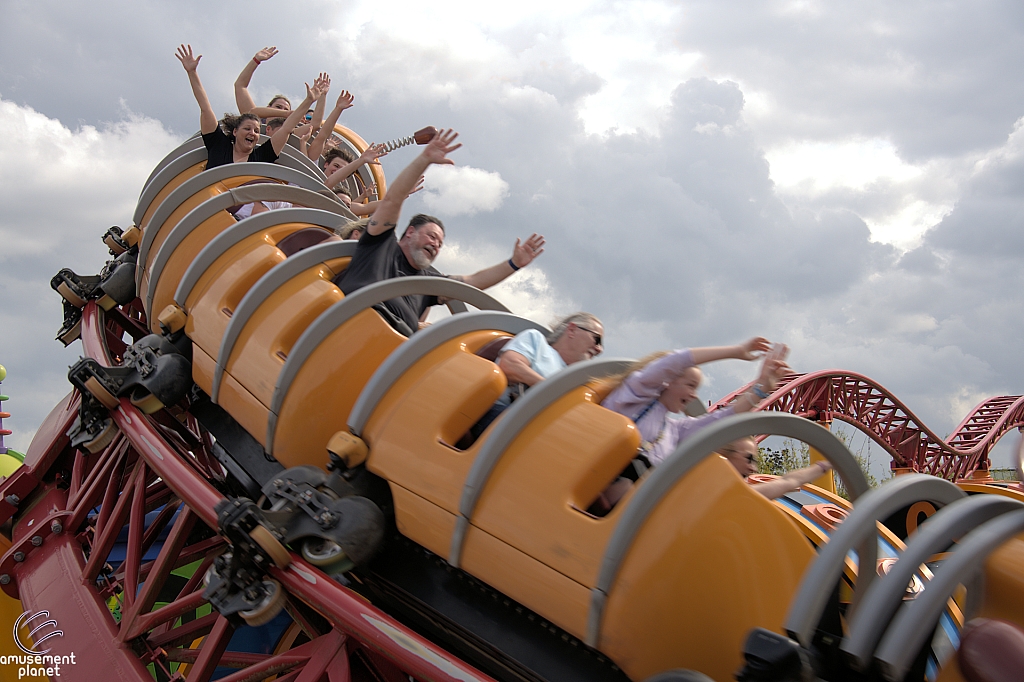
{"left": 718, "top": 437, "right": 832, "bottom": 499}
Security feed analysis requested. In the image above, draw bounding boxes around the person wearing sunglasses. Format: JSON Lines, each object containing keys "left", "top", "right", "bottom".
{"left": 468, "top": 313, "right": 604, "bottom": 440}
{"left": 719, "top": 437, "right": 832, "bottom": 500}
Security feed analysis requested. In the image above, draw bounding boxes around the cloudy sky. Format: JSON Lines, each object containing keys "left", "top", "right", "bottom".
{"left": 2, "top": 0, "right": 1023, "bottom": 470}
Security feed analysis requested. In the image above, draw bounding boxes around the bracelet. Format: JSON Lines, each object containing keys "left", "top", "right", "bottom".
{"left": 508, "top": 258, "right": 521, "bottom": 271}
{"left": 253, "top": 57, "right": 261, "bottom": 66}
{"left": 816, "top": 461, "right": 830, "bottom": 472}
{"left": 751, "top": 383, "right": 769, "bottom": 399}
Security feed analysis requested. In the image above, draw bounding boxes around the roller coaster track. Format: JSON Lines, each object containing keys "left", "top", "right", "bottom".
{"left": 711, "top": 370, "right": 1024, "bottom": 480}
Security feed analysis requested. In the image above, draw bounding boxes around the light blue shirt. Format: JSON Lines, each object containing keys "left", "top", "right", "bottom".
{"left": 500, "top": 329, "right": 567, "bottom": 379}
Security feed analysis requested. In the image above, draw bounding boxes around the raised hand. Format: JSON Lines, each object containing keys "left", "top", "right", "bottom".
{"left": 314, "top": 72, "right": 331, "bottom": 95}
{"left": 294, "top": 123, "right": 313, "bottom": 140}
{"left": 410, "top": 175, "right": 425, "bottom": 195}
{"left": 511, "top": 233, "right": 546, "bottom": 268}
{"left": 355, "top": 183, "right": 378, "bottom": 202}
{"left": 757, "top": 344, "right": 791, "bottom": 392}
{"left": 422, "top": 128, "right": 461, "bottom": 165}
{"left": 175, "top": 44, "right": 201, "bottom": 72}
{"left": 307, "top": 78, "right": 329, "bottom": 102}
{"left": 358, "top": 143, "right": 388, "bottom": 165}
{"left": 254, "top": 46, "right": 278, "bottom": 63}
{"left": 738, "top": 337, "right": 771, "bottom": 361}
{"left": 335, "top": 90, "right": 354, "bottom": 111}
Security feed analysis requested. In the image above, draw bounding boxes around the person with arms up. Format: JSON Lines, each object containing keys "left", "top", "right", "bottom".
{"left": 176, "top": 44, "right": 325, "bottom": 169}
{"left": 334, "top": 128, "right": 545, "bottom": 334}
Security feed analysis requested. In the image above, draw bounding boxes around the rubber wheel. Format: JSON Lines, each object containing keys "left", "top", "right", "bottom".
{"left": 130, "top": 391, "right": 164, "bottom": 415}
{"left": 240, "top": 578, "right": 285, "bottom": 627}
{"left": 84, "top": 420, "right": 117, "bottom": 454}
{"left": 97, "top": 294, "right": 117, "bottom": 311}
{"left": 84, "top": 377, "right": 119, "bottom": 409}
{"left": 250, "top": 524, "right": 291, "bottom": 569}
{"left": 57, "top": 282, "right": 86, "bottom": 308}
{"left": 104, "top": 234, "right": 125, "bottom": 255}
{"left": 58, "top": 319, "right": 82, "bottom": 346}
{"left": 301, "top": 538, "right": 355, "bottom": 574}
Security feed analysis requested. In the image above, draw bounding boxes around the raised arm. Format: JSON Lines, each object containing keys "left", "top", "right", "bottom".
{"left": 308, "top": 89, "right": 354, "bottom": 161}
{"left": 175, "top": 44, "right": 218, "bottom": 135}
{"left": 308, "top": 73, "right": 330, "bottom": 134}
{"left": 689, "top": 337, "right": 771, "bottom": 366}
{"left": 268, "top": 81, "right": 323, "bottom": 156}
{"left": 235, "top": 46, "right": 278, "bottom": 114}
{"left": 729, "top": 344, "right": 791, "bottom": 415}
{"left": 366, "top": 128, "right": 460, "bottom": 235}
{"left": 324, "top": 143, "right": 387, "bottom": 189}
{"left": 455, "top": 234, "right": 545, "bottom": 290}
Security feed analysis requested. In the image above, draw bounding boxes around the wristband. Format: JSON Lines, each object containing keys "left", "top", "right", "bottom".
{"left": 816, "top": 461, "right": 830, "bottom": 473}
{"left": 508, "top": 258, "right": 521, "bottom": 271}
{"left": 253, "top": 57, "right": 261, "bottom": 66}
{"left": 751, "top": 383, "right": 769, "bottom": 400}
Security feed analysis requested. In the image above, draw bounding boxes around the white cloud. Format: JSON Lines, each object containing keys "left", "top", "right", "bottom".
{"left": 766, "top": 138, "right": 921, "bottom": 191}
{"left": 0, "top": 95, "right": 180, "bottom": 451}
{"left": 421, "top": 165, "right": 510, "bottom": 217}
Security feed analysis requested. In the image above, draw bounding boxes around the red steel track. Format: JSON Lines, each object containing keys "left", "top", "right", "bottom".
{"left": 0, "top": 302, "right": 496, "bottom": 682}
{"left": 711, "top": 371, "right": 1024, "bottom": 480}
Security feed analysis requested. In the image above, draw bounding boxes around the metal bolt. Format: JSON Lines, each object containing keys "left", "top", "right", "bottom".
{"left": 30, "top": 536, "right": 42, "bottom": 547}
{"left": 4, "top": 495, "right": 19, "bottom": 506}
{"left": 13, "top": 552, "right": 25, "bottom": 563}
{"left": 50, "top": 521, "right": 63, "bottom": 534}
{"left": 0, "top": 575, "right": 10, "bottom": 585}
{"left": 273, "top": 479, "right": 283, "bottom": 488}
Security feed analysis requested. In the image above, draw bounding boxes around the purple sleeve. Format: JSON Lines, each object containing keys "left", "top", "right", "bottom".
{"left": 671, "top": 405, "right": 736, "bottom": 445}
{"left": 621, "top": 349, "right": 695, "bottom": 399}
{"left": 601, "top": 348, "right": 694, "bottom": 417}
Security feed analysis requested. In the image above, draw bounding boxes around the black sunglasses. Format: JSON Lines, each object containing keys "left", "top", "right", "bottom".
{"left": 576, "top": 326, "right": 602, "bottom": 347}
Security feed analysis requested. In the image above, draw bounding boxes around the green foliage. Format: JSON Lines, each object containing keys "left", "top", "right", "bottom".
{"left": 757, "top": 426, "right": 892, "bottom": 500}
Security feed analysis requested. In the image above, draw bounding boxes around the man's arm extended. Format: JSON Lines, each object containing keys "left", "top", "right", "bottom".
{"left": 366, "top": 128, "right": 461, "bottom": 236}
{"left": 454, "top": 234, "right": 545, "bottom": 290}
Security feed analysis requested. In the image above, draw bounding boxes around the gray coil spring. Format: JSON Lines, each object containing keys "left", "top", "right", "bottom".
{"left": 380, "top": 135, "right": 416, "bottom": 153}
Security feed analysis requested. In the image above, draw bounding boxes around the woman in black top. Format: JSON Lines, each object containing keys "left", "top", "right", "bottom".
{"left": 175, "top": 44, "right": 324, "bottom": 169}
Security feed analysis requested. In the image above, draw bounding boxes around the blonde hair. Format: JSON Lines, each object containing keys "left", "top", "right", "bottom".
{"left": 336, "top": 218, "right": 370, "bottom": 240}
{"left": 605, "top": 350, "right": 672, "bottom": 385}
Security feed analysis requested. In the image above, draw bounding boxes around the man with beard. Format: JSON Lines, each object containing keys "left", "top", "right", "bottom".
{"left": 335, "top": 128, "right": 545, "bottom": 334}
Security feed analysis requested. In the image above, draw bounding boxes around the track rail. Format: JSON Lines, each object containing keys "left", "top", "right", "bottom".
{"left": 711, "top": 370, "right": 1024, "bottom": 479}
{"left": 0, "top": 301, "right": 496, "bottom": 682}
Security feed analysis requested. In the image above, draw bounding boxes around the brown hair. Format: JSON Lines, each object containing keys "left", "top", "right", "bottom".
{"left": 605, "top": 350, "right": 672, "bottom": 385}
{"left": 220, "top": 112, "right": 261, "bottom": 142}
{"left": 324, "top": 147, "right": 356, "bottom": 166}
{"left": 267, "top": 95, "right": 291, "bottom": 109}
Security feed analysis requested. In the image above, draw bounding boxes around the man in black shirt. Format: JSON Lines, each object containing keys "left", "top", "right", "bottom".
{"left": 336, "top": 129, "right": 545, "bottom": 331}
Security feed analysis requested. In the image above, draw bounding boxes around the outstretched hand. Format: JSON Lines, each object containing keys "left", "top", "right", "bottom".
{"left": 336, "top": 90, "right": 355, "bottom": 111}
{"left": 358, "top": 143, "right": 388, "bottom": 165}
{"left": 313, "top": 72, "right": 331, "bottom": 96}
{"left": 254, "top": 46, "right": 278, "bottom": 63}
{"left": 422, "top": 128, "right": 461, "bottom": 165}
{"left": 305, "top": 79, "right": 328, "bottom": 102}
{"left": 757, "top": 344, "right": 791, "bottom": 392}
{"left": 737, "top": 337, "right": 771, "bottom": 361}
{"left": 175, "top": 44, "right": 201, "bottom": 72}
{"left": 511, "top": 234, "right": 546, "bottom": 268}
